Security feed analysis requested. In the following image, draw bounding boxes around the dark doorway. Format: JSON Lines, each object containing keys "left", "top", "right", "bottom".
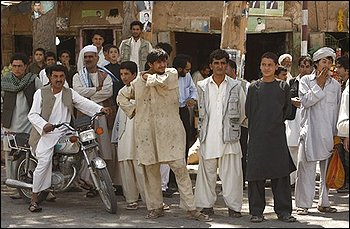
{"left": 325, "top": 32, "right": 349, "bottom": 55}
{"left": 15, "top": 35, "right": 33, "bottom": 60}
{"left": 245, "top": 32, "right": 288, "bottom": 82}
{"left": 57, "top": 36, "right": 76, "bottom": 65}
{"left": 175, "top": 32, "right": 221, "bottom": 72}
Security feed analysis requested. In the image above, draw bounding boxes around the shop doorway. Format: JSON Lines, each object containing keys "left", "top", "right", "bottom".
{"left": 82, "top": 29, "right": 114, "bottom": 47}
{"left": 15, "top": 35, "right": 33, "bottom": 60}
{"left": 245, "top": 32, "right": 289, "bottom": 82}
{"left": 57, "top": 36, "right": 76, "bottom": 65}
{"left": 174, "top": 32, "right": 221, "bottom": 72}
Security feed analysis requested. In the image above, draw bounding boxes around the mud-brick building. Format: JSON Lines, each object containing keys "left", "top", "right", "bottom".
{"left": 1, "top": 1, "right": 349, "bottom": 81}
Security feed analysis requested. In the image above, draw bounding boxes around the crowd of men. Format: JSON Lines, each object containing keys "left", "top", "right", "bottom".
{"left": 1, "top": 20, "right": 349, "bottom": 224}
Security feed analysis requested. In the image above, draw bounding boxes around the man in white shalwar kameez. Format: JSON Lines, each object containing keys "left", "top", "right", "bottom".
{"left": 27, "top": 64, "right": 110, "bottom": 212}
{"left": 111, "top": 61, "right": 145, "bottom": 209}
{"left": 285, "top": 56, "right": 313, "bottom": 186}
{"left": 73, "top": 45, "right": 122, "bottom": 189}
{"left": 295, "top": 47, "right": 341, "bottom": 215}
{"left": 195, "top": 49, "right": 246, "bottom": 218}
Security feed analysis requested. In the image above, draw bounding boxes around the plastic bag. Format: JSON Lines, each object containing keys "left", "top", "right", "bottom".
{"left": 326, "top": 147, "right": 345, "bottom": 189}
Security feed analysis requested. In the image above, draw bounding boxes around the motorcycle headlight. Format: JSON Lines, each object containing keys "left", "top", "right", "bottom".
{"left": 79, "top": 129, "right": 96, "bottom": 142}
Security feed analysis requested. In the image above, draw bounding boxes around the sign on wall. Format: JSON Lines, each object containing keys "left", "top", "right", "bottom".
{"left": 82, "top": 10, "right": 105, "bottom": 18}
{"left": 31, "top": 1, "right": 54, "bottom": 19}
{"left": 248, "top": 1, "right": 284, "bottom": 16}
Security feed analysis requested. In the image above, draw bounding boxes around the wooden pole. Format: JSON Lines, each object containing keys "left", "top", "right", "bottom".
{"left": 220, "top": 1, "right": 249, "bottom": 78}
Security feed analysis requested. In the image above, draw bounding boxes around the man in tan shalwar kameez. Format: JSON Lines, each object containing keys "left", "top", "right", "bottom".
{"left": 117, "top": 49, "right": 212, "bottom": 221}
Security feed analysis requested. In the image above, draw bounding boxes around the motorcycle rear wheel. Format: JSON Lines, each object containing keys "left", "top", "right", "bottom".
{"left": 95, "top": 168, "right": 117, "bottom": 214}
{"left": 15, "top": 156, "right": 48, "bottom": 203}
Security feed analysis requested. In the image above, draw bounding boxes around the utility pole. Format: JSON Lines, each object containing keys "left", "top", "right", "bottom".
{"left": 32, "top": 1, "right": 57, "bottom": 54}
{"left": 220, "top": 1, "right": 249, "bottom": 78}
{"left": 301, "top": 1, "right": 308, "bottom": 56}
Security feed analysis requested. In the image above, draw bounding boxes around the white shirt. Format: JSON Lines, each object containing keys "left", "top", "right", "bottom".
{"left": 28, "top": 89, "right": 102, "bottom": 136}
{"left": 337, "top": 80, "right": 349, "bottom": 137}
{"left": 72, "top": 72, "right": 113, "bottom": 104}
{"left": 130, "top": 38, "right": 141, "bottom": 70}
{"left": 200, "top": 77, "right": 244, "bottom": 159}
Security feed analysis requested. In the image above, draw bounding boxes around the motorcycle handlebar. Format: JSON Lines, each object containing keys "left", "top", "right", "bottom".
{"left": 91, "top": 111, "right": 107, "bottom": 121}
{"left": 52, "top": 112, "right": 106, "bottom": 130}
{"left": 52, "top": 122, "right": 74, "bottom": 131}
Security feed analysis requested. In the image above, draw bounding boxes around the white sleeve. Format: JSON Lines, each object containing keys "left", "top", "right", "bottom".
{"left": 71, "top": 89, "right": 103, "bottom": 116}
{"left": 76, "top": 49, "right": 84, "bottom": 73}
{"left": 27, "top": 89, "right": 47, "bottom": 135}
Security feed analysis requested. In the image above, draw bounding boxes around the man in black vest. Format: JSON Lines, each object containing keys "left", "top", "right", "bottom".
{"left": 1, "top": 53, "right": 43, "bottom": 198}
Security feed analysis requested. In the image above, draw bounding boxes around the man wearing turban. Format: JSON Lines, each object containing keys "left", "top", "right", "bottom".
{"left": 278, "top": 54, "right": 293, "bottom": 83}
{"left": 294, "top": 47, "right": 341, "bottom": 215}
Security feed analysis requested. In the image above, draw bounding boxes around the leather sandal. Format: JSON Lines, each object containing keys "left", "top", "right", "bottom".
{"left": 296, "top": 207, "right": 308, "bottom": 215}
{"left": 28, "top": 202, "right": 42, "bottom": 213}
{"left": 145, "top": 208, "right": 165, "bottom": 219}
{"left": 317, "top": 205, "right": 337, "bottom": 213}
{"left": 126, "top": 202, "right": 138, "bottom": 210}
{"left": 228, "top": 208, "right": 242, "bottom": 218}
{"left": 163, "top": 202, "right": 170, "bottom": 210}
{"left": 187, "top": 210, "right": 213, "bottom": 222}
{"left": 250, "top": 215, "right": 264, "bottom": 223}
{"left": 277, "top": 214, "right": 297, "bottom": 222}
{"left": 85, "top": 189, "right": 98, "bottom": 198}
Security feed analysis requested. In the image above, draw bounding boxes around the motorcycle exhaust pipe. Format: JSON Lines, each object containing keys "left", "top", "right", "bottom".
{"left": 5, "top": 179, "right": 32, "bottom": 189}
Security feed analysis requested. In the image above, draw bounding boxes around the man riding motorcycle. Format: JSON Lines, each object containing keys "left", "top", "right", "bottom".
{"left": 27, "top": 64, "right": 111, "bottom": 212}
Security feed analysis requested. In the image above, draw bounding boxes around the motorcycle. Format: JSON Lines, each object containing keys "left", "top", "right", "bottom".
{"left": 4, "top": 112, "right": 117, "bottom": 214}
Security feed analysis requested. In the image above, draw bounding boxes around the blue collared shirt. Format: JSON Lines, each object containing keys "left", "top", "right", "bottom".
{"left": 178, "top": 72, "right": 197, "bottom": 107}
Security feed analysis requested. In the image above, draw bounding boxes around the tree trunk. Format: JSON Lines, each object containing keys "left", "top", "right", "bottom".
{"left": 221, "top": 1, "right": 248, "bottom": 78}
{"left": 121, "top": 1, "right": 138, "bottom": 40}
{"left": 32, "top": 1, "right": 57, "bottom": 54}
{"left": 221, "top": 1, "right": 248, "bottom": 51}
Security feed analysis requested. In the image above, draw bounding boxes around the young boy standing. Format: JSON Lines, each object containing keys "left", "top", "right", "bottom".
{"left": 245, "top": 52, "right": 296, "bottom": 223}
{"left": 111, "top": 61, "right": 145, "bottom": 210}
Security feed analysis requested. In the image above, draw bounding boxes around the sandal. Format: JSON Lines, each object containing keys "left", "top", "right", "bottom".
{"left": 228, "top": 208, "right": 242, "bottom": 218}
{"left": 163, "top": 202, "right": 170, "bottom": 210}
{"left": 85, "top": 189, "right": 98, "bottom": 198}
{"left": 45, "top": 192, "right": 56, "bottom": 202}
{"left": 317, "top": 205, "right": 337, "bottom": 213}
{"left": 77, "top": 179, "right": 93, "bottom": 191}
{"left": 126, "top": 202, "right": 138, "bottom": 210}
{"left": 296, "top": 207, "right": 308, "bottom": 215}
{"left": 187, "top": 210, "right": 213, "bottom": 222}
{"left": 277, "top": 214, "right": 297, "bottom": 222}
{"left": 28, "top": 202, "right": 42, "bottom": 213}
{"left": 250, "top": 215, "right": 264, "bottom": 223}
{"left": 145, "top": 208, "right": 165, "bottom": 219}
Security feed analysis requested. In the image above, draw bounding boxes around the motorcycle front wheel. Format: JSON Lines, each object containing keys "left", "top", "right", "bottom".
{"left": 95, "top": 168, "right": 117, "bottom": 214}
{"left": 15, "top": 156, "right": 48, "bottom": 203}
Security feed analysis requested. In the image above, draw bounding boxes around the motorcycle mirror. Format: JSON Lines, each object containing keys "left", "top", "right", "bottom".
{"left": 96, "top": 127, "right": 104, "bottom": 135}
{"left": 69, "top": 136, "right": 79, "bottom": 143}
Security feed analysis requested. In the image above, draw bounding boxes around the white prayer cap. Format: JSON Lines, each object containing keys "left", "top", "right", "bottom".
{"left": 312, "top": 47, "right": 336, "bottom": 62}
{"left": 82, "top": 45, "right": 98, "bottom": 54}
{"left": 278, "top": 54, "right": 292, "bottom": 65}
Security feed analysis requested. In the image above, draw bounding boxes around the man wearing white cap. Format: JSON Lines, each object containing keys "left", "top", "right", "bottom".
{"left": 72, "top": 44, "right": 122, "bottom": 195}
{"left": 77, "top": 30, "right": 106, "bottom": 73}
{"left": 278, "top": 53, "right": 293, "bottom": 83}
{"left": 294, "top": 47, "right": 341, "bottom": 215}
